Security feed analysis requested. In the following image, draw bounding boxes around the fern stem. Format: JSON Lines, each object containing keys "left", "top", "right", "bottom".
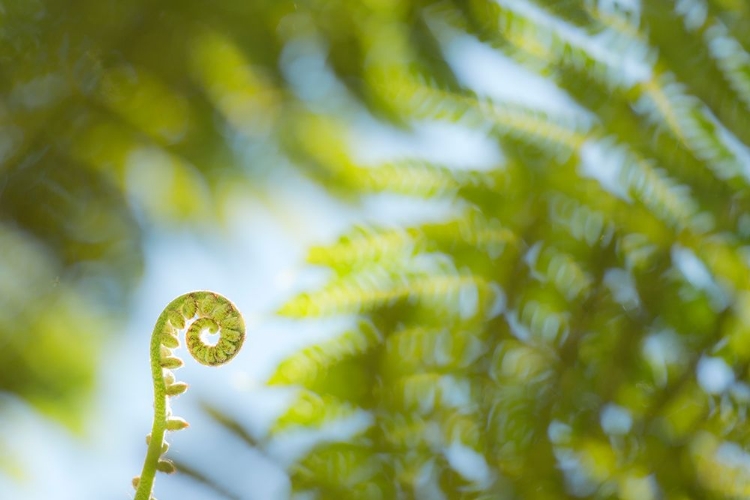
{"left": 133, "top": 291, "right": 246, "bottom": 500}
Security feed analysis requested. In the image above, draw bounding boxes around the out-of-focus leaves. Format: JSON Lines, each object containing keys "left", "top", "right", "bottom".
{"left": 0, "top": 224, "right": 111, "bottom": 431}
{"left": 5, "top": 0, "right": 750, "bottom": 498}
{"left": 257, "top": 2, "right": 750, "bottom": 499}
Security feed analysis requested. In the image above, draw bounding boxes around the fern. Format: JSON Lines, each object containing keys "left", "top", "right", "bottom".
{"left": 133, "top": 291, "right": 245, "bottom": 500}
{"left": 255, "top": 1, "right": 750, "bottom": 499}
{"left": 4, "top": 0, "right": 750, "bottom": 497}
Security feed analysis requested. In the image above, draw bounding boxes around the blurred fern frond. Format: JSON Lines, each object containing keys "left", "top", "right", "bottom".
{"left": 255, "top": 1, "right": 750, "bottom": 499}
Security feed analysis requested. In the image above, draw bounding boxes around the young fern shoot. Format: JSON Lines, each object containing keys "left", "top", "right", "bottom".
{"left": 133, "top": 291, "right": 246, "bottom": 500}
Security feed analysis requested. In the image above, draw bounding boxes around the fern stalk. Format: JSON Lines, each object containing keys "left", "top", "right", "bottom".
{"left": 133, "top": 291, "right": 245, "bottom": 500}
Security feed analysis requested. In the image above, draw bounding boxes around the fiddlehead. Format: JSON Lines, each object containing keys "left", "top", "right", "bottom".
{"left": 133, "top": 291, "right": 245, "bottom": 500}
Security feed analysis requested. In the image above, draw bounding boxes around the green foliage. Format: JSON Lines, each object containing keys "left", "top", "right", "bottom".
{"left": 0, "top": 225, "right": 113, "bottom": 430}
{"left": 133, "top": 291, "right": 245, "bottom": 500}
{"left": 254, "top": 1, "right": 750, "bottom": 499}
{"left": 4, "top": 0, "right": 750, "bottom": 498}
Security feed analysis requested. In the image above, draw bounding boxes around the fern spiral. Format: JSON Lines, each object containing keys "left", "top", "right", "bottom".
{"left": 133, "top": 291, "right": 245, "bottom": 500}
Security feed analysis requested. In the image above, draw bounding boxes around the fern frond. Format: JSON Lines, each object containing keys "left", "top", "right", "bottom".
{"left": 636, "top": 72, "right": 750, "bottom": 183}
{"left": 382, "top": 372, "right": 475, "bottom": 414}
{"left": 379, "top": 412, "right": 496, "bottom": 495}
{"left": 392, "top": 450, "right": 446, "bottom": 497}
{"left": 465, "top": 0, "right": 750, "bottom": 198}
{"left": 545, "top": 192, "right": 616, "bottom": 247}
{"left": 279, "top": 266, "right": 498, "bottom": 321}
{"left": 307, "top": 212, "right": 519, "bottom": 276}
{"left": 379, "top": 48, "right": 703, "bottom": 237}
{"left": 272, "top": 390, "right": 362, "bottom": 433}
{"left": 423, "top": 210, "right": 520, "bottom": 260}
{"left": 490, "top": 0, "right": 655, "bottom": 90}
{"left": 351, "top": 160, "right": 501, "bottom": 197}
{"left": 484, "top": 382, "right": 556, "bottom": 479}
{"left": 525, "top": 243, "right": 594, "bottom": 302}
{"left": 585, "top": 0, "right": 642, "bottom": 34}
{"left": 512, "top": 282, "right": 572, "bottom": 346}
{"left": 382, "top": 325, "right": 486, "bottom": 378}
{"left": 277, "top": 267, "right": 399, "bottom": 317}
{"left": 489, "top": 339, "right": 556, "bottom": 384}
{"left": 290, "top": 442, "right": 386, "bottom": 494}
{"left": 241, "top": 2, "right": 750, "bottom": 498}
{"left": 704, "top": 21, "right": 750, "bottom": 112}
{"left": 380, "top": 412, "right": 438, "bottom": 451}
{"left": 386, "top": 74, "right": 589, "bottom": 152}
{"left": 381, "top": 410, "right": 487, "bottom": 464}
{"left": 579, "top": 137, "right": 701, "bottom": 230}
{"left": 268, "top": 320, "right": 381, "bottom": 387}
{"left": 307, "top": 226, "right": 420, "bottom": 272}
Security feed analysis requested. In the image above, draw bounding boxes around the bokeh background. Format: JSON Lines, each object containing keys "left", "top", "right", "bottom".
{"left": 3, "top": 0, "right": 750, "bottom": 499}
